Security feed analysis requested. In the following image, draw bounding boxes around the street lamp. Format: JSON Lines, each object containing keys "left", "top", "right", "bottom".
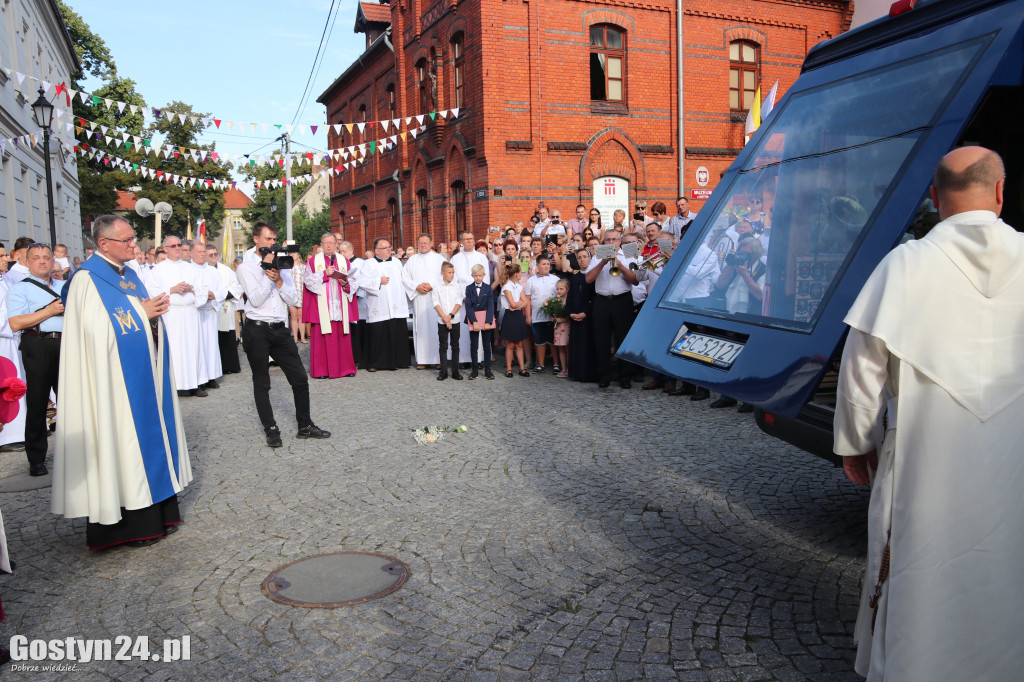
{"left": 30, "top": 88, "right": 57, "bottom": 248}
{"left": 269, "top": 197, "right": 278, "bottom": 227}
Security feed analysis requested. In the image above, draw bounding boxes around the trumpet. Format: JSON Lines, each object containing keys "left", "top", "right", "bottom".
{"left": 629, "top": 252, "right": 670, "bottom": 272}
{"left": 609, "top": 259, "right": 621, "bottom": 277}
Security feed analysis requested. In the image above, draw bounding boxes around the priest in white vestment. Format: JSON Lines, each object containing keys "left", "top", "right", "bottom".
{"left": 209, "top": 244, "right": 243, "bottom": 374}
{"left": 147, "top": 236, "right": 209, "bottom": 397}
{"left": 358, "top": 238, "right": 409, "bottom": 370}
{"left": 450, "top": 231, "right": 490, "bottom": 363}
{"left": 0, "top": 251, "right": 29, "bottom": 448}
{"left": 53, "top": 215, "right": 190, "bottom": 549}
{"left": 402, "top": 234, "right": 446, "bottom": 368}
{"left": 193, "top": 245, "right": 227, "bottom": 389}
{"left": 834, "top": 147, "right": 1024, "bottom": 682}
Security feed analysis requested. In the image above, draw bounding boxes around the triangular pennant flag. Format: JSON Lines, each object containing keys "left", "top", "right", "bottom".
{"left": 129, "top": 104, "right": 138, "bottom": 115}
{"left": 429, "top": 112, "right": 436, "bottom": 121}
{"left": 415, "top": 115, "right": 424, "bottom": 125}
{"left": 380, "top": 119, "right": 390, "bottom": 132}
{"left": 116, "top": 101, "right": 126, "bottom": 113}
{"left": 15, "top": 72, "right": 25, "bottom": 86}
{"left": 285, "top": 125, "right": 294, "bottom": 134}
{"left": 224, "top": 121, "right": 234, "bottom": 131}
{"left": 399, "top": 132, "right": 407, "bottom": 141}
{"left": 103, "top": 98, "right": 113, "bottom": 109}
{"left": 438, "top": 110, "right": 448, "bottom": 119}
{"left": 333, "top": 124, "right": 342, "bottom": 135}
{"left": 356, "top": 122, "right": 366, "bottom": 134}
{"left": 451, "top": 108, "right": 461, "bottom": 119}
{"left": 214, "top": 119, "right": 221, "bottom": 128}
{"left": 297, "top": 125, "right": 306, "bottom": 136}
{"left": 261, "top": 123, "right": 268, "bottom": 133}
{"left": 404, "top": 117, "right": 413, "bottom": 127}
{"left": 344, "top": 123, "right": 354, "bottom": 135}
{"left": 310, "top": 125, "right": 318, "bottom": 135}
{"left": 409, "top": 127, "right": 419, "bottom": 139}
{"left": 391, "top": 118, "right": 401, "bottom": 130}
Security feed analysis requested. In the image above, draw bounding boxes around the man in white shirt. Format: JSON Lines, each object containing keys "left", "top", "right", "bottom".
{"left": 541, "top": 209, "right": 567, "bottom": 240}
{"left": 236, "top": 222, "right": 330, "bottom": 447}
{"left": 531, "top": 207, "right": 551, "bottom": 238}
{"left": 147, "top": 235, "right": 209, "bottom": 397}
{"left": 402, "top": 234, "right": 446, "bottom": 369}
{"left": 584, "top": 229, "right": 640, "bottom": 388}
{"left": 523, "top": 254, "right": 560, "bottom": 373}
{"left": 358, "top": 237, "right": 409, "bottom": 371}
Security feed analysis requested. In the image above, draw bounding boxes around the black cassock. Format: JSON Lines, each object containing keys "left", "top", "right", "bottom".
{"left": 565, "top": 271, "right": 597, "bottom": 382}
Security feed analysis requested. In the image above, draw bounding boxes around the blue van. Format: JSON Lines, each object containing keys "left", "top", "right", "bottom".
{"left": 618, "top": 0, "right": 1024, "bottom": 463}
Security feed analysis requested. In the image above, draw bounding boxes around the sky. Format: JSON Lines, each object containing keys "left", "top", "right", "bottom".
{"left": 64, "top": 0, "right": 368, "bottom": 175}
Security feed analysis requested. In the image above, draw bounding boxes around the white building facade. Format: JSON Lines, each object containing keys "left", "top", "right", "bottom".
{"left": 0, "top": 0, "right": 81, "bottom": 254}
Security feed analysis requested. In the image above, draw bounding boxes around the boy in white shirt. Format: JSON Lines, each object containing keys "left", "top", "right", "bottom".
{"left": 523, "top": 254, "right": 562, "bottom": 373}
{"left": 431, "top": 261, "right": 464, "bottom": 381}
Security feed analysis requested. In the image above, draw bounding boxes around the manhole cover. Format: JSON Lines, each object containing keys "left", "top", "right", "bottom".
{"left": 0, "top": 470, "right": 50, "bottom": 493}
{"left": 261, "top": 551, "right": 409, "bottom": 608}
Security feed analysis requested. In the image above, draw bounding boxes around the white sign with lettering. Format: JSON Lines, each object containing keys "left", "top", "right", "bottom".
{"left": 591, "top": 176, "right": 630, "bottom": 226}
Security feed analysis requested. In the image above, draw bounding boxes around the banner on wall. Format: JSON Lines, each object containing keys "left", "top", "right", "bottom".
{"left": 591, "top": 177, "right": 629, "bottom": 226}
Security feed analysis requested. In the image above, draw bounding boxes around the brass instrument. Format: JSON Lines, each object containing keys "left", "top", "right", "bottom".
{"left": 609, "top": 259, "right": 621, "bottom": 277}
{"left": 629, "top": 252, "right": 670, "bottom": 272}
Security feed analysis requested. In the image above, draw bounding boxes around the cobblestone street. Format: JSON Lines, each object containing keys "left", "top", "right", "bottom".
{"left": 0, "top": 346, "right": 869, "bottom": 680}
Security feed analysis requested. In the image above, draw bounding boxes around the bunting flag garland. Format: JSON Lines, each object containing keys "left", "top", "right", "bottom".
{"left": 0, "top": 63, "right": 461, "bottom": 137}
{"left": 0, "top": 129, "right": 46, "bottom": 157}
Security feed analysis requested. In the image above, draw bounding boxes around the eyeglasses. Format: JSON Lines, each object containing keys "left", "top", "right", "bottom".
{"left": 375, "top": 246, "right": 391, "bottom": 250}
{"left": 104, "top": 235, "right": 137, "bottom": 244}
{"left": 165, "top": 243, "right": 182, "bottom": 248}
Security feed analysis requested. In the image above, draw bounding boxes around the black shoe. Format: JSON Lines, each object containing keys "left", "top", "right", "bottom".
{"left": 29, "top": 463, "right": 48, "bottom": 477}
{"left": 177, "top": 390, "right": 190, "bottom": 398}
{"left": 164, "top": 523, "right": 181, "bottom": 535}
{"left": 485, "top": 370, "right": 495, "bottom": 380}
{"left": 598, "top": 380, "right": 611, "bottom": 388}
{"left": 468, "top": 371, "right": 478, "bottom": 380}
{"left": 205, "top": 379, "right": 220, "bottom": 389}
{"left": 437, "top": 370, "right": 448, "bottom": 381}
{"left": 710, "top": 397, "right": 738, "bottom": 409}
{"left": 690, "top": 389, "right": 711, "bottom": 401}
{"left": 619, "top": 380, "right": 631, "bottom": 390}
{"left": 737, "top": 403, "right": 754, "bottom": 413}
{"left": 191, "top": 388, "right": 208, "bottom": 397}
{"left": 297, "top": 424, "right": 331, "bottom": 439}
{"left": 451, "top": 372, "right": 463, "bottom": 381}
{"left": 667, "top": 384, "right": 695, "bottom": 397}
{"left": 265, "top": 426, "right": 283, "bottom": 448}
{"left": 533, "top": 365, "right": 545, "bottom": 374}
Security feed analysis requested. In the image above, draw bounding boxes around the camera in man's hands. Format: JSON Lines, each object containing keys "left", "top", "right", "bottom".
{"left": 258, "top": 244, "right": 301, "bottom": 271}
{"left": 725, "top": 251, "right": 753, "bottom": 267}
{"left": 633, "top": 211, "right": 645, "bottom": 221}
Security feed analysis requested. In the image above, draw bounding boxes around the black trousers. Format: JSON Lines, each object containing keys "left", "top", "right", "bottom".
{"left": 591, "top": 292, "right": 633, "bottom": 383}
{"left": 20, "top": 334, "right": 60, "bottom": 466}
{"left": 438, "top": 322, "right": 461, "bottom": 370}
{"left": 470, "top": 329, "right": 493, "bottom": 370}
{"left": 241, "top": 320, "right": 311, "bottom": 431}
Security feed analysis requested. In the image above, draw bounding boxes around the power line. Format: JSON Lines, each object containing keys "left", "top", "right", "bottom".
{"left": 291, "top": 0, "right": 340, "bottom": 127}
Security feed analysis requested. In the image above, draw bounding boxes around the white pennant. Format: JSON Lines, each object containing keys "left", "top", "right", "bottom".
{"left": 439, "top": 110, "right": 448, "bottom": 119}
{"left": 415, "top": 115, "right": 424, "bottom": 125}
{"left": 451, "top": 107, "right": 460, "bottom": 118}
{"left": 116, "top": 101, "right": 126, "bottom": 113}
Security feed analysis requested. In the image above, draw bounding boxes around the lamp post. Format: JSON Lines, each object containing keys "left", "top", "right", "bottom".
{"left": 30, "top": 88, "right": 57, "bottom": 248}
{"left": 269, "top": 197, "right": 278, "bottom": 227}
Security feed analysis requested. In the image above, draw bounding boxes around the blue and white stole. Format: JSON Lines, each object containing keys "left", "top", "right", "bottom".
{"left": 78, "top": 258, "right": 182, "bottom": 503}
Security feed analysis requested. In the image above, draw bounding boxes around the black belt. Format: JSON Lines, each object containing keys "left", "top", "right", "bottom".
{"left": 24, "top": 330, "right": 61, "bottom": 339}
{"left": 597, "top": 292, "right": 631, "bottom": 299}
{"left": 246, "top": 319, "right": 286, "bottom": 330}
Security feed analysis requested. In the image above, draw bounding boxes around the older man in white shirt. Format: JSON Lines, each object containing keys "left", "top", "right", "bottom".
{"left": 585, "top": 229, "right": 640, "bottom": 389}
{"left": 402, "top": 234, "right": 446, "bottom": 369}
{"left": 358, "top": 237, "right": 409, "bottom": 371}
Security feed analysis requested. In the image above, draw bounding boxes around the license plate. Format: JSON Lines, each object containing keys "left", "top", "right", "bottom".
{"left": 670, "top": 332, "right": 744, "bottom": 368}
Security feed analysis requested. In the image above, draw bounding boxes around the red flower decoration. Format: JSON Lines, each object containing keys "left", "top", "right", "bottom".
{"left": 1, "top": 377, "right": 27, "bottom": 402}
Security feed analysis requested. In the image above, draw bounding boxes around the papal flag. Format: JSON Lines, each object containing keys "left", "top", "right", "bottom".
{"left": 744, "top": 86, "right": 762, "bottom": 144}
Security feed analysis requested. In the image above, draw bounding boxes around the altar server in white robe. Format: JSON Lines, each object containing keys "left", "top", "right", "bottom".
{"left": 209, "top": 244, "right": 243, "bottom": 374}
{"left": 834, "top": 147, "right": 1024, "bottom": 682}
{"left": 450, "top": 231, "right": 490, "bottom": 363}
{"left": 193, "top": 244, "right": 227, "bottom": 389}
{"left": 402, "top": 234, "right": 446, "bottom": 368}
{"left": 147, "top": 235, "right": 209, "bottom": 397}
{"left": 0, "top": 237, "right": 33, "bottom": 449}
{"left": 53, "top": 215, "right": 190, "bottom": 549}
{"left": 342, "top": 240, "right": 368, "bottom": 368}
{"left": 358, "top": 237, "right": 409, "bottom": 371}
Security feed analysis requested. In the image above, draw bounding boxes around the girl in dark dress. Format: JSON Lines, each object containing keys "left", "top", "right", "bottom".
{"left": 565, "top": 247, "right": 597, "bottom": 382}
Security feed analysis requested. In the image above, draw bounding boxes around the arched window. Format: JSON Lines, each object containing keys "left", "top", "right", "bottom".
{"left": 360, "top": 204, "right": 369, "bottom": 249}
{"left": 451, "top": 181, "right": 466, "bottom": 237}
{"left": 590, "top": 25, "right": 625, "bottom": 102}
{"left": 729, "top": 40, "right": 759, "bottom": 111}
{"left": 387, "top": 198, "right": 399, "bottom": 247}
{"left": 385, "top": 84, "right": 395, "bottom": 117}
{"left": 451, "top": 33, "right": 465, "bottom": 108}
{"left": 417, "top": 190, "right": 429, "bottom": 232}
{"left": 416, "top": 59, "right": 429, "bottom": 113}
{"left": 358, "top": 104, "right": 368, "bottom": 122}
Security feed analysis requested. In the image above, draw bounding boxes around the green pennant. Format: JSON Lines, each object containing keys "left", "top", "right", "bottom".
{"left": 92, "top": 95, "right": 100, "bottom": 107}
{"left": 132, "top": 164, "right": 138, "bottom": 171}
{"left": 143, "top": 139, "right": 151, "bottom": 148}
{"left": 429, "top": 112, "right": 436, "bottom": 121}
{"left": 369, "top": 141, "right": 377, "bottom": 155}
{"left": 275, "top": 124, "right": 282, "bottom": 130}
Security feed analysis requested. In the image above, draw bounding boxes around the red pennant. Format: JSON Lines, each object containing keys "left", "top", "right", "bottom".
{"left": 305, "top": 153, "right": 313, "bottom": 161}
{"left": 214, "top": 119, "right": 221, "bottom": 128}
{"left": 278, "top": 159, "right": 284, "bottom": 167}
{"left": 103, "top": 158, "right": 109, "bottom": 165}
{"left": 78, "top": 117, "right": 85, "bottom": 127}
{"left": 173, "top": 152, "right": 180, "bottom": 159}
{"left": 157, "top": 171, "right": 164, "bottom": 177}
{"left": 206, "top": 179, "right": 213, "bottom": 187}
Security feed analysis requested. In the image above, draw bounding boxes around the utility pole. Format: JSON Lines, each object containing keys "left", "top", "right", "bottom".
{"left": 285, "top": 132, "right": 294, "bottom": 244}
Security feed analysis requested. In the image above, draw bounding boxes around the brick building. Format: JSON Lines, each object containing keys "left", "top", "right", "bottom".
{"left": 318, "top": 0, "right": 852, "bottom": 255}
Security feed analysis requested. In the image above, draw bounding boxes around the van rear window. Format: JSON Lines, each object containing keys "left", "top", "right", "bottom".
{"left": 661, "top": 36, "right": 991, "bottom": 328}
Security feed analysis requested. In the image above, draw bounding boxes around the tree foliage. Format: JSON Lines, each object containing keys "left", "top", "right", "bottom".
{"left": 57, "top": 1, "right": 114, "bottom": 86}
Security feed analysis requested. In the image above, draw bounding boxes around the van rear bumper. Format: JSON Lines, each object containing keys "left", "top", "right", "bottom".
{"left": 754, "top": 403, "right": 842, "bottom": 466}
